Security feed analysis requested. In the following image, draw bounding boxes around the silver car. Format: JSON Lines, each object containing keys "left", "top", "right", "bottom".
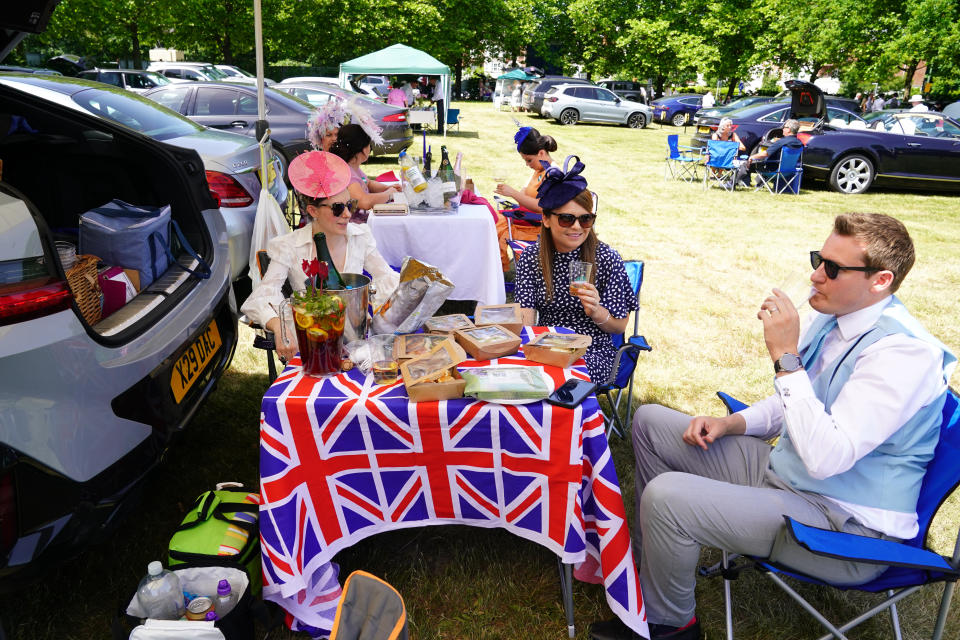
{"left": 0, "top": 73, "right": 288, "bottom": 284}
{"left": 0, "top": 78, "right": 236, "bottom": 589}
{"left": 76, "top": 68, "right": 176, "bottom": 94}
{"left": 541, "top": 83, "right": 653, "bottom": 128}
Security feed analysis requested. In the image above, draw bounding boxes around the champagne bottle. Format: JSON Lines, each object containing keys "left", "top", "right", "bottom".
{"left": 398, "top": 150, "right": 427, "bottom": 192}
{"left": 439, "top": 145, "right": 457, "bottom": 204}
{"left": 313, "top": 232, "right": 344, "bottom": 290}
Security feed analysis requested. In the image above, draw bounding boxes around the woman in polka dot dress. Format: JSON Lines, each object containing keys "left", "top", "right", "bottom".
{"left": 515, "top": 156, "right": 637, "bottom": 383}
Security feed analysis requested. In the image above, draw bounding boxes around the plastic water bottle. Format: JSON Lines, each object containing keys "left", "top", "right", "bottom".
{"left": 136, "top": 561, "right": 184, "bottom": 620}
{"left": 214, "top": 578, "right": 238, "bottom": 618}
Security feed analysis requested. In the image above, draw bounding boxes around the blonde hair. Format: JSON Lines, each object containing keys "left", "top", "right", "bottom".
{"left": 833, "top": 213, "right": 914, "bottom": 292}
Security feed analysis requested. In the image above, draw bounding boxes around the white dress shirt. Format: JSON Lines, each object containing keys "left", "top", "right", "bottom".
{"left": 430, "top": 81, "right": 443, "bottom": 102}
{"left": 740, "top": 296, "right": 947, "bottom": 538}
{"left": 240, "top": 224, "right": 399, "bottom": 329}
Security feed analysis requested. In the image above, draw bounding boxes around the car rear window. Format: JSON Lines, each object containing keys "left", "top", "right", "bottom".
{"left": 195, "top": 87, "right": 239, "bottom": 115}
{"left": 149, "top": 86, "right": 191, "bottom": 112}
{"left": 71, "top": 87, "right": 205, "bottom": 140}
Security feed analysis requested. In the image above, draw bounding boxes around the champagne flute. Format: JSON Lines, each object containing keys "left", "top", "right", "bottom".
{"left": 772, "top": 269, "right": 815, "bottom": 312}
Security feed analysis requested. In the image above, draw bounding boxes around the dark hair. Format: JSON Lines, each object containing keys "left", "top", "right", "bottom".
{"left": 330, "top": 124, "right": 370, "bottom": 163}
{"left": 517, "top": 128, "right": 558, "bottom": 155}
{"left": 538, "top": 189, "right": 597, "bottom": 300}
{"left": 833, "top": 212, "right": 914, "bottom": 292}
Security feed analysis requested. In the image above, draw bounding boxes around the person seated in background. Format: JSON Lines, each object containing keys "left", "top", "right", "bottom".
{"left": 385, "top": 80, "right": 407, "bottom": 107}
{"left": 711, "top": 117, "right": 746, "bottom": 153}
{"left": 514, "top": 156, "right": 638, "bottom": 383}
{"left": 240, "top": 151, "right": 399, "bottom": 362}
{"left": 330, "top": 123, "right": 399, "bottom": 217}
{"left": 307, "top": 95, "right": 348, "bottom": 153}
{"left": 493, "top": 126, "right": 558, "bottom": 270}
{"left": 738, "top": 118, "right": 803, "bottom": 186}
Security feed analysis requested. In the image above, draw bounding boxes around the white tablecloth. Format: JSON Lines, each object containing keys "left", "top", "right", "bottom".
{"left": 368, "top": 203, "right": 506, "bottom": 305}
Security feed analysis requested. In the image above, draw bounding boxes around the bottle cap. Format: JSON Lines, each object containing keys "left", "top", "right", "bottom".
{"left": 399, "top": 150, "right": 406, "bottom": 157}
{"left": 217, "top": 579, "right": 231, "bottom": 596}
{"left": 205, "top": 611, "right": 219, "bottom": 621}
{"left": 147, "top": 561, "right": 163, "bottom": 576}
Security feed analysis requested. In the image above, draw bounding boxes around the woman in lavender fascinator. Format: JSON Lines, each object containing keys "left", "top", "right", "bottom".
{"left": 240, "top": 151, "right": 398, "bottom": 361}
{"left": 513, "top": 156, "right": 638, "bottom": 383}
{"left": 492, "top": 125, "right": 559, "bottom": 269}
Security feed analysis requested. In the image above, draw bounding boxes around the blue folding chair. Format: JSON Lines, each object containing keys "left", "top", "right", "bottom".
{"left": 596, "top": 260, "right": 652, "bottom": 439}
{"left": 665, "top": 134, "right": 703, "bottom": 182}
{"left": 703, "top": 389, "right": 960, "bottom": 640}
{"left": 754, "top": 145, "right": 804, "bottom": 194}
{"left": 703, "top": 140, "right": 741, "bottom": 191}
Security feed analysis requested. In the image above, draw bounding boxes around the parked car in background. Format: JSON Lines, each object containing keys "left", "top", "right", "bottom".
{"left": 147, "top": 61, "right": 229, "bottom": 82}
{"left": 651, "top": 94, "right": 703, "bottom": 126}
{"left": 143, "top": 82, "right": 314, "bottom": 175}
{"left": 597, "top": 80, "right": 647, "bottom": 102}
{"left": 215, "top": 64, "right": 274, "bottom": 85}
{"left": 541, "top": 83, "right": 652, "bottom": 128}
{"left": 522, "top": 76, "right": 593, "bottom": 115}
{"left": 0, "top": 64, "right": 61, "bottom": 75}
{"left": 943, "top": 100, "right": 960, "bottom": 120}
{"left": 0, "top": 69, "right": 237, "bottom": 592}
{"left": 690, "top": 95, "right": 862, "bottom": 153}
{"left": 356, "top": 74, "right": 389, "bottom": 96}
{"left": 282, "top": 76, "right": 341, "bottom": 86}
{"left": 694, "top": 95, "right": 774, "bottom": 120}
{"left": 800, "top": 108, "right": 960, "bottom": 194}
{"left": 77, "top": 68, "right": 175, "bottom": 93}
{"left": 273, "top": 81, "right": 413, "bottom": 155}
{"left": 0, "top": 72, "right": 288, "bottom": 284}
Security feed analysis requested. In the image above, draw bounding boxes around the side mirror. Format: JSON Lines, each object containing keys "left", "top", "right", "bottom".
{"left": 615, "top": 97, "right": 621, "bottom": 103}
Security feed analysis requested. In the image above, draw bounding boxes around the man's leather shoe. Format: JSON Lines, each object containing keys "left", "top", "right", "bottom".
{"left": 589, "top": 617, "right": 702, "bottom": 640}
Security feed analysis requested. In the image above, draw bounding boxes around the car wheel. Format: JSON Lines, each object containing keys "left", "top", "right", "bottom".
{"left": 559, "top": 109, "right": 579, "bottom": 125}
{"left": 829, "top": 154, "right": 874, "bottom": 194}
{"left": 671, "top": 112, "right": 688, "bottom": 127}
{"left": 627, "top": 112, "right": 646, "bottom": 128}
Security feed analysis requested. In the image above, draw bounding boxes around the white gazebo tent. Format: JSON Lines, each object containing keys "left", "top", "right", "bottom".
{"left": 339, "top": 43, "right": 451, "bottom": 137}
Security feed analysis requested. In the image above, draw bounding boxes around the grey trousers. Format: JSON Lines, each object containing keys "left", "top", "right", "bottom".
{"left": 631, "top": 404, "right": 888, "bottom": 626}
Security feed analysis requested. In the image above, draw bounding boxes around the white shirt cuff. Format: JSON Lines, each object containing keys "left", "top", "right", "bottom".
{"left": 774, "top": 369, "right": 818, "bottom": 408}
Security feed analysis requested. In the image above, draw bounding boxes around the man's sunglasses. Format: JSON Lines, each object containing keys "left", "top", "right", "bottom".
{"left": 545, "top": 212, "right": 597, "bottom": 229}
{"left": 810, "top": 251, "right": 882, "bottom": 279}
{"left": 319, "top": 199, "right": 359, "bottom": 216}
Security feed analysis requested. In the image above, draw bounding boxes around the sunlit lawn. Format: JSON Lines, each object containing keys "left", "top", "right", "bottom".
{"left": 2, "top": 101, "right": 958, "bottom": 639}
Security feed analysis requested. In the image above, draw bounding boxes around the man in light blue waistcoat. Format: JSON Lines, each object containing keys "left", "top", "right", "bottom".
{"left": 590, "top": 213, "right": 956, "bottom": 640}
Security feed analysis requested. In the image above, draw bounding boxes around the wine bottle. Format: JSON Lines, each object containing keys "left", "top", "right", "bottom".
{"left": 399, "top": 150, "right": 427, "bottom": 193}
{"left": 439, "top": 145, "right": 457, "bottom": 204}
{"left": 313, "top": 232, "right": 344, "bottom": 289}
{"left": 423, "top": 145, "right": 432, "bottom": 176}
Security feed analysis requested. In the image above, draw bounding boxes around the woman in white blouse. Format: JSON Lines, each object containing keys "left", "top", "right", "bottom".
{"left": 241, "top": 151, "right": 399, "bottom": 361}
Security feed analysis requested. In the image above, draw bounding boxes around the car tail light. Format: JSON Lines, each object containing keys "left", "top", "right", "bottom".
{"left": 206, "top": 171, "right": 254, "bottom": 208}
{"left": 0, "top": 278, "right": 72, "bottom": 327}
{"left": 0, "top": 469, "right": 17, "bottom": 557}
{"left": 382, "top": 112, "right": 406, "bottom": 122}
{"left": 547, "top": 97, "right": 558, "bottom": 102}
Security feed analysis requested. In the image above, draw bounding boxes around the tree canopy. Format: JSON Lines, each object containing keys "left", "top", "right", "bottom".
{"left": 13, "top": 0, "right": 960, "bottom": 99}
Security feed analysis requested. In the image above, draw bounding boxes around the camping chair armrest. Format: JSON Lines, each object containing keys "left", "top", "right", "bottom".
{"left": 784, "top": 516, "right": 960, "bottom": 574}
{"left": 716, "top": 391, "right": 749, "bottom": 413}
{"left": 601, "top": 335, "right": 652, "bottom": 388}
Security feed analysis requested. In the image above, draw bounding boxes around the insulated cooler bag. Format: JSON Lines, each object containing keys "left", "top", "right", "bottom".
{"left": 79, "top": 199, "right": 210, "bottom": 289}
{"left": 168, "top": 484, "right": 262, "bottom": 596}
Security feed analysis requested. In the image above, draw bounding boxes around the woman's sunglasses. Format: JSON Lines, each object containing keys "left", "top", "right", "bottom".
{"left": 810, "top": 251, "right": 883, "bottom": 279}
{"left": 546, "top": 212, "right": 597, "bottom": 229}
{"left": 319, "top": 199, "right": 359, "bottom": 216}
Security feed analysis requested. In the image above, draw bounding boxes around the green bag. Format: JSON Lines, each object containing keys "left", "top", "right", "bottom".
{"left": 168, "top": 483, "right": 262, "bottom": 596}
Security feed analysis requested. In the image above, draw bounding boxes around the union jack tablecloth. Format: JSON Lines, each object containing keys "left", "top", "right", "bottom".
{"left": 259, "top": 327, "right": 646, "bottom": 638}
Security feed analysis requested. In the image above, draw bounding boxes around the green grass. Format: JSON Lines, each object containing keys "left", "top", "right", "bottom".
{"left": 2, "top": 102, "right": 959, "bottom": 639}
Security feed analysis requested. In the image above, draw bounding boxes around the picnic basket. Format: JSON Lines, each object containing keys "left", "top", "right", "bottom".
{"left": 65, "top": 254, "right": 102, "bottom": 325}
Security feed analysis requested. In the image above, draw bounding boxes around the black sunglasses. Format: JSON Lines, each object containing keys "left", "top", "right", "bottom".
{"left": 545, "top": 211, "right": 596, "bottom": 229}
{"left": 319, "top": 199, "right": 359, "bottom": 216}
{"left": 810, "top": 251, "right": 881, "bottom": 279}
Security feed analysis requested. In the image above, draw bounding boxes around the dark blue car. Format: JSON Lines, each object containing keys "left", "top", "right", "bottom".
{"left": 652, "top": 94, "right": 702, "bottom": 126}
{"left": 691, "top": 92, "right": 862, "bottom": 154}
{"left": 802, "top": 110, "right": 960, "bottom": 194}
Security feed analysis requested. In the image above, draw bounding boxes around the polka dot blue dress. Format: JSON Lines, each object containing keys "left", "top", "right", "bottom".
{"left": 515, "top": 240, "right": 638, "bottom": 383}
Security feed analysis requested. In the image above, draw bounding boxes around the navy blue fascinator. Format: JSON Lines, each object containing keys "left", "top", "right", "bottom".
{"left": 514, "top": 126, "right": 533, "bottom": 150}
{"left": 536, "top": 155, "right": 588, "bottom": 210}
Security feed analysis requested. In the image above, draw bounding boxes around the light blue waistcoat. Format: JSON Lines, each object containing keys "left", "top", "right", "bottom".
{"left": 768, "top": 296, "right": 956, "bottom": 513}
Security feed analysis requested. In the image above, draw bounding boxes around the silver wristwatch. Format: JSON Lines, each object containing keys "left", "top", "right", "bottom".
{"left": 774, "top": 353, "right": 803, "bottom": 374}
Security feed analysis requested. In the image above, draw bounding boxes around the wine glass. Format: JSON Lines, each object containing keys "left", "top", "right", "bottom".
{"left": 569, "top": 261, "right": 594, "bottom": 296}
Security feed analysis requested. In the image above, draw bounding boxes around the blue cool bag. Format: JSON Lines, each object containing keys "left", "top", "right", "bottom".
{"left": 80, "top": 199, "right": 210, "bottom": 289}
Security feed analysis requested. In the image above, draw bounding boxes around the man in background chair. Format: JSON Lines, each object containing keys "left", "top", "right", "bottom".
{"left": 737, "top": 118, "right": 804, "bottom": 187}
{"left": 590, "top": 213, "right": 955, "bottom": 640}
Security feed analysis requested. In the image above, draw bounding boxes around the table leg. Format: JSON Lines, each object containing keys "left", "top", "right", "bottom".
{"left": 556, "top": 557, "right": 575, "bottom": 638}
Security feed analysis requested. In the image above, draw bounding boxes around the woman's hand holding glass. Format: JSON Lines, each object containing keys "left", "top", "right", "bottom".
{"left": 494, "top": 182, "right": 518, "bottom": 199}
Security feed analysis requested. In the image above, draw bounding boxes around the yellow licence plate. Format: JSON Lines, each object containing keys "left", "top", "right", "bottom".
{"left": 698, "top": 126, "right": 710, "bottom": 134}
{"left": 171, "top": 320, "right": 222, "bottom": 403}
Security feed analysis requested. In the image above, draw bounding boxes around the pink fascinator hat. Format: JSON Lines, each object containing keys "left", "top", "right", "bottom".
{"left": 288, "top": 151, "right": 352, "bottom": 199}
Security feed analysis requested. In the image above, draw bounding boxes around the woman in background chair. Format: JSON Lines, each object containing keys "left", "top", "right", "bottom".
{"left": 712, "top": 117, "right": 746, "bottom": 153}
{"left": 492, "top": 126, "right": 558, "bottom": 269}
{"left": 330, "top": 123, "right": 399, "bottom": 215}
{"left": 514, "top": 156, "right": 637, "bottom": 383}
{"left": 241, "top": 151, "right": 398, "bottom": 361}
